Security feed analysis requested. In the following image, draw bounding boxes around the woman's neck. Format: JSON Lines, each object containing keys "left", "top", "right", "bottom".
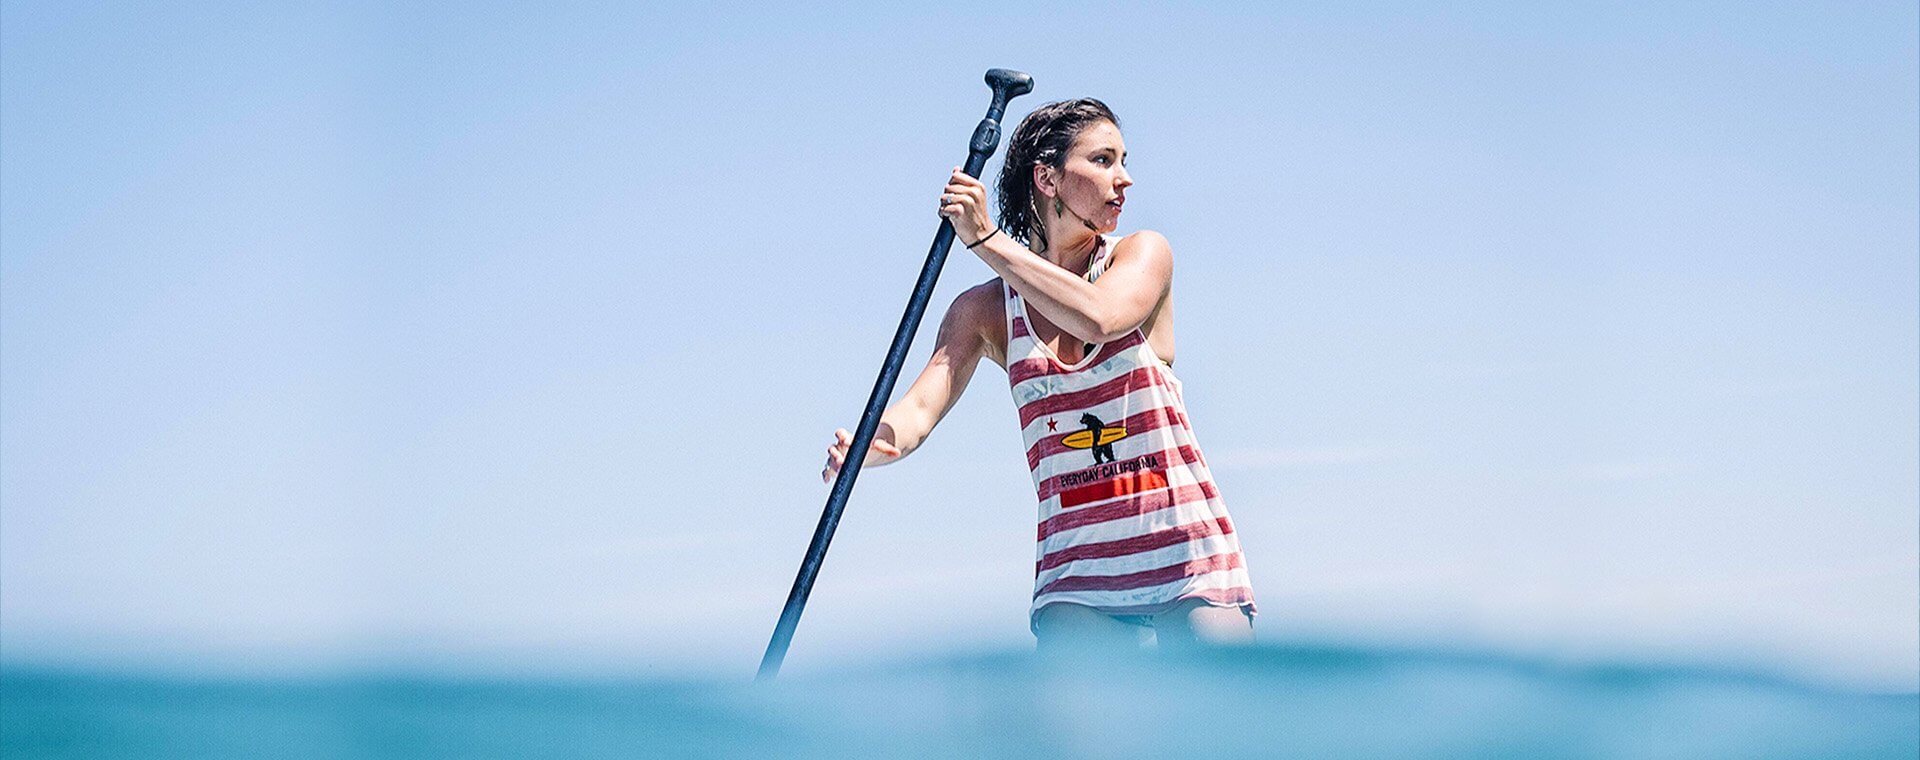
{"left": 1035, "top": 225, "right": 1102, "bottom": 273}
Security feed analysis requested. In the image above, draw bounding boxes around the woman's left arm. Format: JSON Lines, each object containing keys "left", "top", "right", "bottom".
{"left": 970, "top": 230, "right": 1171, "bottom": 344}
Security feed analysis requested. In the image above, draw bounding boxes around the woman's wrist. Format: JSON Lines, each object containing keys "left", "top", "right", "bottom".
{"left": 964, "top": 225, "right": 1002, "bottom": 249}
{"left": 966, "top": 227, "right": 1041, "bottom": 274}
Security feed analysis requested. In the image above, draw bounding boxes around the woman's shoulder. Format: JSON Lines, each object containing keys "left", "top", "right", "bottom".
{"left": 1108, "top": 231, "right": 1174, "bottom": 281}
{"left": 948, "top": 278, "right": 1007, "bottom": 332}
{"left": 1113, "top": 229, "right": 1171, "bottom": 254}
{"left": 957, "top": 277, "right": 1006, "bottom": 306}
{"left": 947, "top": 278, "right": 1009, "bottom": 365}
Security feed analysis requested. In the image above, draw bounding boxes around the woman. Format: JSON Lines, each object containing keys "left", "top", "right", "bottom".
{"left": 822, "top": 98, "right": 1257, "bottom": 651}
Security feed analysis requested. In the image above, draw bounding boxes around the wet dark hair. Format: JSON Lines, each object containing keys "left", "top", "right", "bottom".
{"left": 996, "top": 98, "right": 1120, "bottom": 252}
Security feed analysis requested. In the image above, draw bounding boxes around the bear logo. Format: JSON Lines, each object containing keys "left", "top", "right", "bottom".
{"left": 1078, "top": 413, "right": 1119, "bottom": 464}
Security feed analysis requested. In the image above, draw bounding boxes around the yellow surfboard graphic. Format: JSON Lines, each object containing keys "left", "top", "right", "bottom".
{"left": 1061, "top": 426, "right": 1127, "bottom": 449}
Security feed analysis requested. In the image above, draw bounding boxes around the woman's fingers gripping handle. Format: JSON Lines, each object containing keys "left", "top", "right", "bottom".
{"left": 939, "top": 167, "right": 992, "bottom": 244}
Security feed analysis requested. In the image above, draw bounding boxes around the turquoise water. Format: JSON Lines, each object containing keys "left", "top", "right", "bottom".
{"left": 4, "top": 646, "right": 1915, "bottom": 759}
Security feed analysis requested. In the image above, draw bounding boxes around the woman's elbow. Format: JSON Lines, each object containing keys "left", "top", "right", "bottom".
{"left": 1089, "top": 311, "right": 1141, "bottom": 343}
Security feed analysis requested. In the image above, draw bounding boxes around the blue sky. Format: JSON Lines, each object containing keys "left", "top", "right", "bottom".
{"left": 3, "top": 1, "right": 1915, "bottom": 688}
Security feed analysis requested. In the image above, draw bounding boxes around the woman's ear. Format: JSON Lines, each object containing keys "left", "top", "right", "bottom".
{"left": 1031, "top": 163, "right": 1055, "bottom": 199}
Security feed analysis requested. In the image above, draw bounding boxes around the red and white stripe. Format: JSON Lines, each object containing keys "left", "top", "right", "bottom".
{"left": 1004, "top": 236, "right": 1256, "bottom": 632}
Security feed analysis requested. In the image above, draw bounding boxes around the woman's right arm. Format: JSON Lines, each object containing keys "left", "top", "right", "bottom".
{"left": 822, "top": 282, "right": 1000, "bottom": 483}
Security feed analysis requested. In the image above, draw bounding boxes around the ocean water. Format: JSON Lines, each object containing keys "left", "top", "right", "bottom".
{"left": 4, "top": 646, "right": 1914, "bottom": 759}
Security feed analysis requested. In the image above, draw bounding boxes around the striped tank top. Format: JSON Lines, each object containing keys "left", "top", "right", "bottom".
{"left": 1004, "top": 235, "right": 1257, "bottom": 632}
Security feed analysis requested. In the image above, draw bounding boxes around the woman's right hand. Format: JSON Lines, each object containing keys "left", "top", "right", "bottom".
{"left": 822, "top": 427, "right": 903, "bottom": 484}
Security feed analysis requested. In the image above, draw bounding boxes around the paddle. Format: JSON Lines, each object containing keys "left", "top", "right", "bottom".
{"left": 757, "top": 68, "right": 1034, "bottom": 681}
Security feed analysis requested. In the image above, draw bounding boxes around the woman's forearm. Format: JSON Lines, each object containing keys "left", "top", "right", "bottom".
{"left": 872, "top": 418, "right": 914, "bottom": 461}
{"left": 873, "top": 407, "right": 932, "bottom": 463}
{"left": 969, "top": 235, "right": 1115, "bottom": 343}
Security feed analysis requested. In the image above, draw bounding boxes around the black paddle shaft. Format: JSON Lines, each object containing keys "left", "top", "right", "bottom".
{"left": 757, "top": 69, "right": 1033, "bottom": 681}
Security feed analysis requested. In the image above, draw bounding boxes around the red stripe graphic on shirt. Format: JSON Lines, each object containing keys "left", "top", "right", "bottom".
{"left": 1038, "top": 442, "right": 1216, "bottom": 503}
{"left": 1036, "top": 517, "right": 1234, "bottom": 574}
{"left": 1027, "top": 404, "right": 1180, "bottom": 470}
{"left": 1016, "top": 366, "right": 1162, "bottom": 428}
{"left": 1011, "top": 316, "right": 1031, "bottom": 338}
{"left": 1037, "top": 550, "right": 1245, "bottom": 595}
{"left": 1037, "top": 481, "right": 1218, "bottom": 541}
{"left": 1057, "top": 468, "right": 1170, "bottom": 510}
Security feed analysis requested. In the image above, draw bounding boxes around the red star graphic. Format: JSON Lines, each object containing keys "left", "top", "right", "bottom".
{"left": 1046, "top": 418, "right": 1058, "bottom": 432}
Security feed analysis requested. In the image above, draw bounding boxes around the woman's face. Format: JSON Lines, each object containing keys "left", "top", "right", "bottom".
{"left": 1038, "top": 120, "right": 1133, "bottom": 234}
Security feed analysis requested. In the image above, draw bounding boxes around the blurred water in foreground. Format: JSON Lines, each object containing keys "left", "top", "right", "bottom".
{"left": 4, "top": 645, "right": 1915, "bottom": 759}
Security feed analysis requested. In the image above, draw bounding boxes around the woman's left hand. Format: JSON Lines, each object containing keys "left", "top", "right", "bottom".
{"left": 938, "top": 167, "right": 994, "bottom": 246}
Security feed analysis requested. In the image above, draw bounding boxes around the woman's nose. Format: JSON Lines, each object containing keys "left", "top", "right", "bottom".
{"left": 1116, "top": 166, "right": 1133, "bottom": 187}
